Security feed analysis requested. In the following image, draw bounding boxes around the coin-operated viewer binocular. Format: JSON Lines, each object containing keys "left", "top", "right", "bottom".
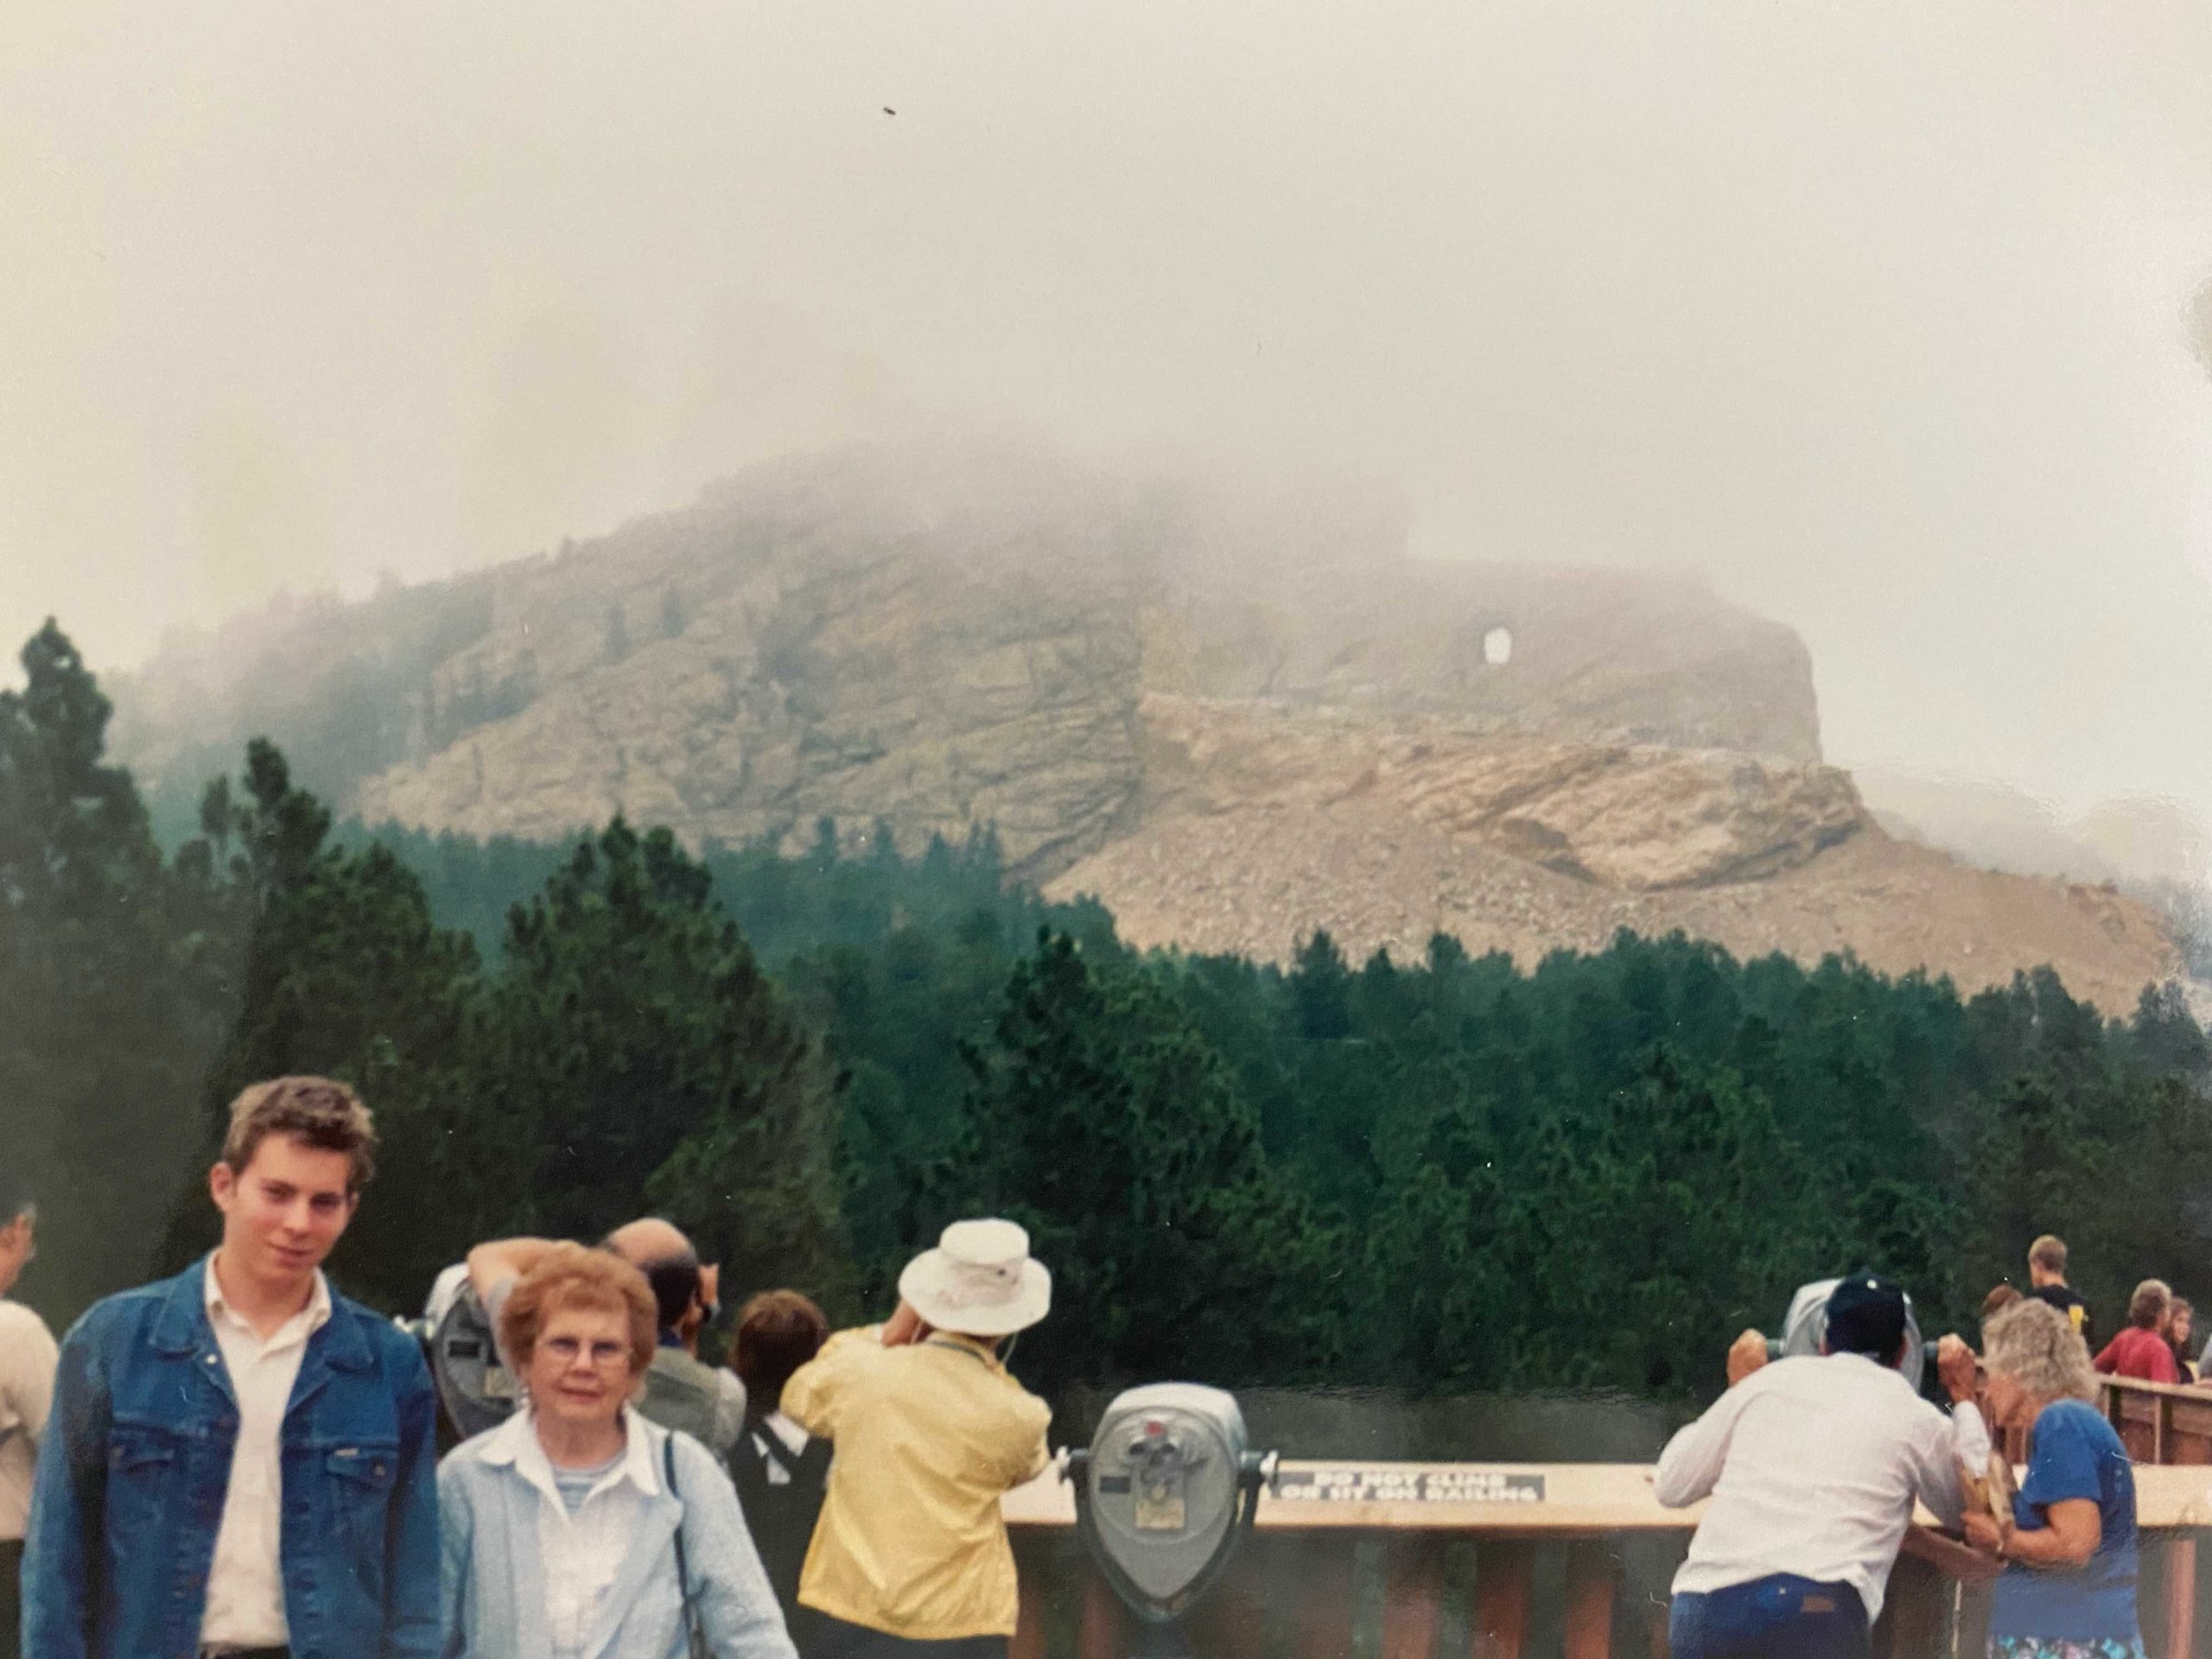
{"left": 395, "top": 1266, "right": 519, "bottom": 1446}
{"left": 1065, "top": 1384, "right": 1279, "bottom": 1659}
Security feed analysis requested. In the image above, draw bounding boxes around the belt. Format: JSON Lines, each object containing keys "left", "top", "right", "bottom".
{"left": 200, "top": 1648, "right": 289, "bottom": 1659}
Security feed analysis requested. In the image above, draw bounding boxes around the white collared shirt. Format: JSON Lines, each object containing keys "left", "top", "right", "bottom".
{"left": 1655, "top": 1351, "right": 1992, "bottom": 1624}
{"left": 480, "top": 1406, "right": 664, "bottom": 1659}
{"left": 0, "top": 1297, "right": 59, "bottom": 1541}
{"left": 200, "top": 1255, "right": 333, "bottom": 1650}
{"left": 753, "top": 1410, "right": 810, "bottom": 1485}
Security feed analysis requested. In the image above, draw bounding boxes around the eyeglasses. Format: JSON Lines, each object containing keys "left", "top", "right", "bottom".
{"left": 540, "top": 1336, "right": 631, "bottom": 1368}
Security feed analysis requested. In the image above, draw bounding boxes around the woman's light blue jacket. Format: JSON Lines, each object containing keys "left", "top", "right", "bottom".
{"left": 439, "top": 1408, "right": 799, "bottom": 1659}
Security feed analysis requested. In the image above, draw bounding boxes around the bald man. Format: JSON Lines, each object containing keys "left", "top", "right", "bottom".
{"left": 467, "top": 1220, "right": 747, "bottom": 1457}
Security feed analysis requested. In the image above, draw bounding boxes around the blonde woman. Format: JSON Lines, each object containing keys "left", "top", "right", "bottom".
{"left": 438, "top": 1243, "right": 795, "bottom": 1659}
{"left": 1965, "top": 1297, "right": 2143, "bottom": 1659}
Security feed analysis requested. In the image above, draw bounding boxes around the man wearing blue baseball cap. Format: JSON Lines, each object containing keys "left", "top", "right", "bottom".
{"left": 1655, "top": 1273, "right": 1990, "bottom": 1659}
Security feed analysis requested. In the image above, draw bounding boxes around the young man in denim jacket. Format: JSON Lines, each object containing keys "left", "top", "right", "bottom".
{"left": 22, "top": 1077, "right": 439, "bottom": 1659}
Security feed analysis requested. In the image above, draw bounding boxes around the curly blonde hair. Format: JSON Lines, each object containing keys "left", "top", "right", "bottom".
{"left": 496, "top": 1243, "right": 658, "bottom": 1376}
{"left": 1982, "top": 1295, "right": 2098, "bottom": 1404}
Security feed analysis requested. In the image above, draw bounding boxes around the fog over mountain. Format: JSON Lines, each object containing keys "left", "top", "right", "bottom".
{"left": 99, "top": 442, "right": 2186, "bottom": 1013}
{"left": 7, "top": 2, "right": 2212, "bottom": 838}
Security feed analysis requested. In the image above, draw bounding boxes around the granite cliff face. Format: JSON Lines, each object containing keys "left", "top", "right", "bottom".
{"left": 1146, "top": 563, "right": 1821, "bottom": 764}
{"left": 111, "top": 442, "right": 2182, "bottom": 1009}
{"left": 353, "top": 491, "right": 1148, "bottom": 876}
{"left": 1128, "top": 696, "right": 1859, "bottom": 891}
{"left": 346, "top": 448, "right": 1828, "bottom": 877}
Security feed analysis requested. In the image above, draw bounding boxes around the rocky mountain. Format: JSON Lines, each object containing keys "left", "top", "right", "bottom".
{"left": 110, "top": 441, "right": 2183, "bottom": 1013}
{"left": 1057, "top": 697, "right": 2176, "bottom": 1014}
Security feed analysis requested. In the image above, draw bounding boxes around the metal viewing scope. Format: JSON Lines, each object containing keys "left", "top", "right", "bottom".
{"left": 1066, "top": 1384, "right": 1277, "bottom": 1659}
{"left": 1765, "top": 1276, "right": 1926, "bottom": 1392}
{"left": 400, "top": 1264, "right": 521, "bottom": 1444}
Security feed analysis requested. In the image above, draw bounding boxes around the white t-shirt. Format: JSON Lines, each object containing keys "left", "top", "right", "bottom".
{"left": 0, "top": 1297, "right": 59, "bottom": 1541}
{"left": 1655, "top": 1351, "right": 1990, "bottom": 1624}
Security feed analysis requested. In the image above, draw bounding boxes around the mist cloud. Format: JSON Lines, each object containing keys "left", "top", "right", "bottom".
{"left": 3, "top": 1, "right": 2212, "bottom": 823}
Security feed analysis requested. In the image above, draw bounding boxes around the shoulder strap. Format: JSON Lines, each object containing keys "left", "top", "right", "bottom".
{"left": 663, "top": 1432, "right": 697, "bottom": 1621}
{"left": 749, "top": 1421, "right": 798, "bottom": 1479}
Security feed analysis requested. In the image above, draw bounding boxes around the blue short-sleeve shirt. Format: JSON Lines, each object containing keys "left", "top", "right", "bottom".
{"left": 1990, "top": 1398, "right": 2139, "bottom": 1642}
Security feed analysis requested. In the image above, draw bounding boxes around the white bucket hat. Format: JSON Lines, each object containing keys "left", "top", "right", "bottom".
{"left": 898, "top": 1218, "right": 1052, "bottom": 1337}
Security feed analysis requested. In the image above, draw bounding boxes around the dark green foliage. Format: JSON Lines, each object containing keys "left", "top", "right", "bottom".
{"left": 328, "top": 821, "right": 566, "bottom": 958}
{"left": 477, "top": 819, "right": 855, "bottom": 1313}
{"left": 163, "top": 741, "right": 483, "bottom": 1306}
{"left": 1, "top": 624, "right": 232, "bottom": 1322}
{"left": 951, "top": 935, "right": 1338, "bottom": 1396}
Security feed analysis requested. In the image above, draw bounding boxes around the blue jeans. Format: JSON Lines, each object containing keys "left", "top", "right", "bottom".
{"left": 1669, "top": 1573, "right": 1870, "bottom": 1659}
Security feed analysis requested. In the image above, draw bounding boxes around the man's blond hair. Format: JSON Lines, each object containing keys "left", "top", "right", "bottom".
{"left": 222, "top": 1076, "right": 378, "bottom": 1192}
{"left": 2028, "top": 1234, "right": 2069, "bottom": 1275}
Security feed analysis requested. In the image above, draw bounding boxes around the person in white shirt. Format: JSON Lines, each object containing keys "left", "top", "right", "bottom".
{"left": 23, "top": 1075, "right": 439, "bottom": 1659}
{"left": 0, "top": 1179, "right": 59, "bottom": 1659}
{"left": 728, "top": 1290, "right": 834, "bottom": 1650}
{"left": 1655, "top": 1273, "right": 1989, "bottom": 1659}
{"left": 436, "top": 1243, "right": 794, "bottom": 1659}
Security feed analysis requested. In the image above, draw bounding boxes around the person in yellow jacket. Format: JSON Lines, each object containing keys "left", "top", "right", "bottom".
{"left": 780, "top": 1219, "right": 1052, "bottom": 1659}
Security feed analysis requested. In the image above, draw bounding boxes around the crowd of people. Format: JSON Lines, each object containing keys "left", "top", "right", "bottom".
{"left": 0, "top": 1076, "right": 1054, "bottom": 1659}
{"left": 0, "top": 1077, "right": 2196, "bottom": 1659}
{"left": 1656, "top": 1231, "right": 2192, "bottom": 1659}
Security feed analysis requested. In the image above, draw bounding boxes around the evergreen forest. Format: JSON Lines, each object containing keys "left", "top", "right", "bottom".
{"left": 10, "top": 620, "right": 2212, "bottom": 1418}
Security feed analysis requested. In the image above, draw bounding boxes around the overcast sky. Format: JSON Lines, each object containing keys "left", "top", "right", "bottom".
{"left": 6, "top": 2, "right": 2212, "bottom": 825}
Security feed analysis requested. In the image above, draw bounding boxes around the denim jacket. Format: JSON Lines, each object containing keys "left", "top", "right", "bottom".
{"left": 22, "top": 1259, "right": 440, "bottom": 1659}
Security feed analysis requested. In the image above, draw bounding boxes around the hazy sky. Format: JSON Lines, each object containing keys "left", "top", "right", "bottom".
{"left": 6, "top": 2, "right": 2212, "bottom": 823}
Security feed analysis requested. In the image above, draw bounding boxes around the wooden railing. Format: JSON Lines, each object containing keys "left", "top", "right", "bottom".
{"left": 2101, "top": 1375, "right": 2212, "bottom": 1465}
{"left": 1003, "top": 1460, "right": 2212, "bottom": 1659}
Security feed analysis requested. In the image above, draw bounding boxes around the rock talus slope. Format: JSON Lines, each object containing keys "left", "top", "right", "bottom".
{"left": 1051, "top": 699, "right": 2177, "bottom": 1014}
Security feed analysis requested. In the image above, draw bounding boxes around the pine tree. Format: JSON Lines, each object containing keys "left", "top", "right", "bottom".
{"left": 0, "top": 623, "right": 230, "bottom": 1320}
{"left": 957, "top": 934, "right": 1339, "bottom": 1395}
{"left": 166, "top": 740, "right": 483, "bottom": 1307}
{"left": 477, "top": 819, "right": 856, "bottom": 1313}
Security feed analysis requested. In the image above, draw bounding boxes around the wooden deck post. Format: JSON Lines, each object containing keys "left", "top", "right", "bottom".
{"left": 1079, "top": 1566, "right": 1125, "bottom": 1659}
{"left": 1191, "top": 1542, "right": 1274, "bottom": 1659}
{"left": 1013, "top": 1576, "right": 1049, "bottom": 1659}
{"left": 1471, "top": 1540, "right": 1534, "bottom": 1659}
{"left": 1294, "top": 1533, "right": 1358, "bottom": 1659}
{"left": 1382, "top": 1536, "right": 1448, "bottom": 1659}
{"left": 1874, "top": 1560, "right": 1947, "bottom": 1659}
{"left": 1562, "top": 1541, "right": 1617, "bottom": 1659}
{"left": 2163, "top": 1535, "right": 2197, "bottom": 1659}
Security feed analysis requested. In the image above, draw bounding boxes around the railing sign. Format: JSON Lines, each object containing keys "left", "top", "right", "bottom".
{"left": 1273, "top": 1467, "right": 1546, "bottom": 1504}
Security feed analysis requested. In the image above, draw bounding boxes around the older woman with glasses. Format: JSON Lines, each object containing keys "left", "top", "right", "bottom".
{"left": 438, "top": 1242, "right": 796, "bottom": 1659}
{"left": 1965, "top": 1297, "right": 2144, "bottom": 1659}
